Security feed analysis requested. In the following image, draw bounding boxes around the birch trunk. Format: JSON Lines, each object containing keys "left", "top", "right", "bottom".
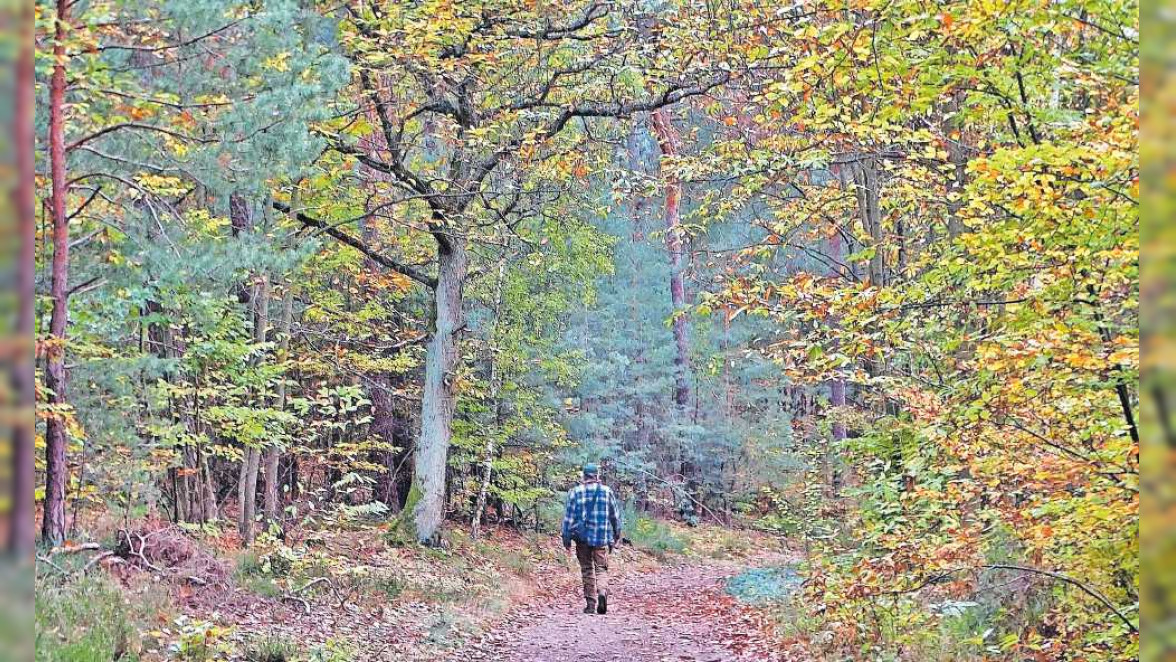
{"left": 262, "top": 286, "right": 293, "bottom": 524}
{"left": 238, "top": 274, "right": 268, "bottom": 544}
{"left": 471, "top": 255, "right": 507, "bottom": 540}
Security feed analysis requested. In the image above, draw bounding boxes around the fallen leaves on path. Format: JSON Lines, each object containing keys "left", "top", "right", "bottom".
{"left": 452, "top": 556, "right": 799, "bottom": 662}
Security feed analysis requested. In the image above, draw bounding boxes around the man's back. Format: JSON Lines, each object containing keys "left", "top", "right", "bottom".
{"left": 561, "top": 481, "right": 620, "bottom": 549}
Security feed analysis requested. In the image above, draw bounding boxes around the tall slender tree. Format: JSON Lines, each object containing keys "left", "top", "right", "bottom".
{"left": 42, "top": 0, "right": 72, "bottom": 546}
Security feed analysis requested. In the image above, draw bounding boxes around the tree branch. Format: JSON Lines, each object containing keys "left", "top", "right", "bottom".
{"left": 66, "top": 122, "right": 206, "bottom": 153}
{"left": 469, "top": 73, "right": 729, "bottom": 190}
{"left": 272, "top": 200, "right": 437, "bottom": 288}
{"left": 983, "top": 564, "right": 1137, "bottom": 634}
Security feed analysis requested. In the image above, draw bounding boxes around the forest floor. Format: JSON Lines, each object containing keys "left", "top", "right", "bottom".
{"left": 38, "top": 518, "right": 807, "bottom": 661}
{"left": 450, "top": 554, "right": 797, "bottom": 661}
{"left": 196, "top": 521, "right": 801, "bottom": 661}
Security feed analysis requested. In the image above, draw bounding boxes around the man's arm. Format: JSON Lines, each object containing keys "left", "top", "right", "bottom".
{"left": 608, "top": 489, "right": 622, "bottom": 544}
{"left": 560, "top": 488, "right": 578, "bottom": 549}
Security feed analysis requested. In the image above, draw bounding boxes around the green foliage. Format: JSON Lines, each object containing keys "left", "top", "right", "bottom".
{"left": 168, "top": 617, "right": 234, "bottom": 662}
{"left": 35, "top": 572, "right": 168, "bottom": 662}
{"left": 307, "top": 640, "right": 357, "bottom": 662}
{"left": 243, "top": 635, "right": 299, "bottom": 662}
{"left": 626, "top": 515, "right": 688, "bottom": 557}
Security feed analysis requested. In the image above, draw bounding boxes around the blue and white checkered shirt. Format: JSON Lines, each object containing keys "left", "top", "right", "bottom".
{"left": 561, "top": 481, "right": 621, "bottom": 548}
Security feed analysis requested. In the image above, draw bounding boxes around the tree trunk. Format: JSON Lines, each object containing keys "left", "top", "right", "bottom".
{"left": 12, "top": 1, "right": 36, "bottom": 556}
{"left": 409, "top": 237, "right": 467, "bottom": 543}
{"left": 194, "top": 368, "right": 218, "bottom": 521}
{"left": 42, "top": 0, "right": 71, "bottom": 547}
{"left": 238, "top": 274, "right": 268, "bottom": 544}
{"left": 471, "top": 255, "right": 507, "bottom": 540}
{"left": 649, "top": 110, "right": 693, "bottom": 413}
{"left": 945, "top": 90, "right": 970, "bottom": 240}
{"left": 851, "top": 157, "right": 884, "bottom": 287}
{"left": 262, "top": 285, "right": 293, "bottom": 524}
{"left": 827, "top": 227, "right": 848, "bottom": 447}
{"left": 650, "top": 109, "right": 699, "bottom": 504}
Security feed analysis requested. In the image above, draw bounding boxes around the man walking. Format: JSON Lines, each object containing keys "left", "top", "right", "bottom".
{"left": 561, "top": 463, "right": 622, "bottom": 614}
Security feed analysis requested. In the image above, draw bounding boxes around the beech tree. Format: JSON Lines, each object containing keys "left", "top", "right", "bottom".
{"left": 293, "top": 0, "right": 734, "bottom": 543}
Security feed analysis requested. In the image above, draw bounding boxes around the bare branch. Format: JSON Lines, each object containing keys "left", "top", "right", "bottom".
{"left": 66, "top": 122, "right": 206, "bottom": 153}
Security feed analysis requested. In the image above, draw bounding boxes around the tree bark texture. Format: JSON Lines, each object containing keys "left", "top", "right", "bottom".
{"left": 649, "top": 110, "right": 693, "bottom": 413}
{"left": 238, "top": 270, "right": 268, "bottom": 545}
{"left": 42, "top": 0, "right": 71, "bottom": 547}
{"left": 410, "top": 238, "right": 467, "bottom": 543}
{"left": 851, "top": 157, "right": 885, "bottom": 287}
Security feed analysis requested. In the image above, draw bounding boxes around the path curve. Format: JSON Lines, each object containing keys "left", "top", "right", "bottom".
{"left": 454, "top": 558, "right": 790, "bottom": 662}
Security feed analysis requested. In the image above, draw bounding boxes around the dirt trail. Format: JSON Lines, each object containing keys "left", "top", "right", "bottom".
{"left": 453, "top": 558, "right": 791, "bottom": 662}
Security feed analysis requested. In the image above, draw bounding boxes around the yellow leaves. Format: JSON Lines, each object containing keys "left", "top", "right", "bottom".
{"left": 135, "top": 174, "right": 186, "bottom": 196}
{"left": 167, "top": 137, "right": 190, "bottom": 158}
{"left": 184, "top": 209, "right": 230, "bottom": 235}
{"left": 262, "top": 52, "right": 291, "bottom": 72}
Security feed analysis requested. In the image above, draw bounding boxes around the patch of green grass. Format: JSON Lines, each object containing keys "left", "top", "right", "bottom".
{"left": 308, "top": 639, "right": 357, "bottom": 662}
{"left": 237, "top": 574, "right": 283, "bottom": 598}
{"left": 371, "top": 574, "right": 405, "bottom": 600}
{"left": 243, "top": 634, "right": 300, "bottom": 662}
{"left": 35, "top": 571, "right": 169, "bottom": 662}
{"left": 236, "top": 551, "right": 265, "bottom": 577}
{"left": 627, "top": 516, "right": 688, "bottom": 557}
{"left": 234, "top": 552, "right": 284, "bottom": 598}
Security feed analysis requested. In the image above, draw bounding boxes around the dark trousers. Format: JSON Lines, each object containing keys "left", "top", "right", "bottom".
{"left": 575, "top": 541, "right": 610, "bottom": 599}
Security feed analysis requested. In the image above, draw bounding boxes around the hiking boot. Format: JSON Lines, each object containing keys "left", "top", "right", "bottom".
{"left": 596, "top": 594, "right": 608, "bottom": 615}
{"left": 583, "top": 598, "right": 597, "bottom": 614}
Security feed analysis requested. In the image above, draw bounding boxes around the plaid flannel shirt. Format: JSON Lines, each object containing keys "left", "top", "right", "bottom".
{"left": 561, "top": 481, "right": 621, "bottom": 548}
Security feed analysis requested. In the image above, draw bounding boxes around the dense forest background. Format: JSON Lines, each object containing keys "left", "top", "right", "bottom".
{"left": 25, "top": 0, "right": 1138, "bottom": 660}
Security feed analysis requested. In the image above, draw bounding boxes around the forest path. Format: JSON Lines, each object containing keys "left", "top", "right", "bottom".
{"left": 451, "top": 554, "right": 794, "bottom": 662}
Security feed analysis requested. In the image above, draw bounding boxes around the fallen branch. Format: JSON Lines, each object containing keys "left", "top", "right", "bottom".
{"left": 983, "top": 564, "right": 1138, "bottom": 634}
{"left": 80, "top": 550, "right": 116, "bottom": 574}
{"left": 871, "top": 563, "right": 1138, "bottom": 635}
{"left": 36, "top": 555, "right": 68, "bottom": 576}
{"left": 292, "top": 576, "right": 333, "bottom": 594}
{"left": 117, "top": 528, "right": 164, "bottom": 573}
{"left": 48, "top": 542, "right": 102, "bottom": 555}
{"left": 279, "top": 577, "right": 331, "bottom": 616}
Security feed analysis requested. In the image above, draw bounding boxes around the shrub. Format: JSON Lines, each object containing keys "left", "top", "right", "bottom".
{"left": 236, "top": 551, "right": 265, "bottom": 578}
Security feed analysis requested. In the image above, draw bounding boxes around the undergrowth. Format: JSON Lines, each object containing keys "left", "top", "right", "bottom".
{"left": 35, "top": 565, "right": 169, "bottom": 662}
